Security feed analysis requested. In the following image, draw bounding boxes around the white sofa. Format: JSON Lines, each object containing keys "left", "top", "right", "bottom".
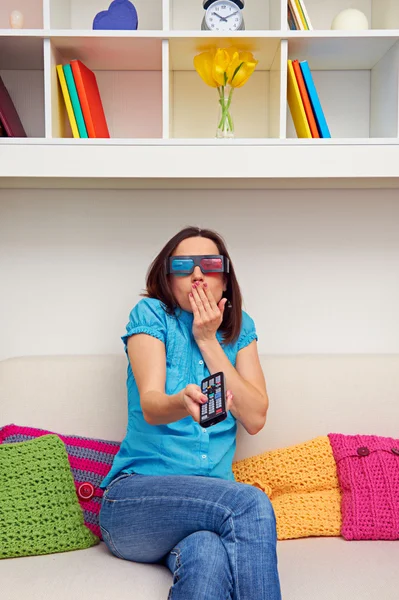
{"left": 1, "top": 354, "right": 398, "bottom": 600}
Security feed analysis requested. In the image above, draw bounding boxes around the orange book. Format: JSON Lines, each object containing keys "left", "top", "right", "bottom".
{"left": 70, "top": 59, "right": 110, "bottom": 138}
{"left": 292, "top": 59, "right": 319, "bottom": 138}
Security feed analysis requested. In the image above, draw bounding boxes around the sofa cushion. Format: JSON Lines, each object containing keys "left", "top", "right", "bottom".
{"left": 328, "top": 433, "right": 399, "bottom": 540}
{"left": 233, "top": 436, "right": 342, "bottom": 540}
{"left": 0, "top": 424, "right": 120, "bottom": 540}
{"left": 0, "top": 434, "right": 99, "bottom": 559}
{"left": 0, "top": 537, "right": 398, "bottom": 600}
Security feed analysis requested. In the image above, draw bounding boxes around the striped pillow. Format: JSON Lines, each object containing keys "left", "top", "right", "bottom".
{"left": 0, "top": 424, "right": 120, "bottom": 540}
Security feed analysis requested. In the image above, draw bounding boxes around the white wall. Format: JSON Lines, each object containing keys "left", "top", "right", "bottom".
{"left": 1, "top": 187, "right": 398, "bottom": 361}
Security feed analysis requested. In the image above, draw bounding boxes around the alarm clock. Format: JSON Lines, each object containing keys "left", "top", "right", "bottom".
{"left": 201, "top": 0, "right": 245, "bottom": 31}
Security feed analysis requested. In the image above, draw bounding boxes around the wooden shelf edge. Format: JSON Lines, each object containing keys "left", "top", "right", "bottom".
{"left": 1, "top": 143, "right": 399, "bottom": 186}
{"left": 0, "top": 177, "right": 398, "bottom": 190}
{"left": 1, "top": 29, "right": 399, "bottom": 38}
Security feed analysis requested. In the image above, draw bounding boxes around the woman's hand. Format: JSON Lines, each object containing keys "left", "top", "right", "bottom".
{"left": 181, "top": 384, "right": 234, "bottom": 423}
{"left": 189, "top": 282, "right": 228, "bottom": 345}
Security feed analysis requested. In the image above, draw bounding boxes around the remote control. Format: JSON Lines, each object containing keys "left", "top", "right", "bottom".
{"left": 200, "top": 372, "right": 227, "bottom": 427}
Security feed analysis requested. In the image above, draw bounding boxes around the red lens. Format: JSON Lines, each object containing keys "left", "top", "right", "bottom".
{"left": 200, "top": 258, "right": 223, "bottom": 271}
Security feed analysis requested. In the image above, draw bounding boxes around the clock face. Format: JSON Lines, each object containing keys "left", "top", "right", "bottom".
{"left": 205, "top": 1, "right": 243, "bottom": 31}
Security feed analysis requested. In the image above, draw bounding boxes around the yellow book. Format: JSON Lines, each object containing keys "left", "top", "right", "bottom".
{"left": 298, "top": 0, "right": 313, "bottom": 29}
{"left": 56, "top": 64, "right": 80, "bottom": 138}
{"left": 287, "top": 60, "right": 311, "bottom": 138}
{"left": 288, "top": 0, "right": 305, "bottom": 30}
{"left": 293, "top": 0, "right": 308, "bottom": 30}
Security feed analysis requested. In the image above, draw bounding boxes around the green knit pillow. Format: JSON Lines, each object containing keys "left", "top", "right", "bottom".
{"left": 0, "top": 434, "right": 99, "bottom": 559}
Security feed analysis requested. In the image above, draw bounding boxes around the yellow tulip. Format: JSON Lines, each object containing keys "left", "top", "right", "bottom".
{"left": 230, "top": 51, "right": 258, "bottom": 88}
{"left": 194, "top": 47, "right": 258, "bottom": 90}
{"left": 226, "top": 49, "right": 241, "bottom": 84}
{"left": 193, "top": 50, "right": 218, "bottom": 88}
{"left": 212, "top": 48, "right": 231, "bottom": 87}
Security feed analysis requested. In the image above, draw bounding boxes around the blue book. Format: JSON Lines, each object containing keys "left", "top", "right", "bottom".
{"left": 63, "top": 64, "right": 88, "bottom": 138}
{"left": 299, "top": 60, "right": 331, "bottom": 138}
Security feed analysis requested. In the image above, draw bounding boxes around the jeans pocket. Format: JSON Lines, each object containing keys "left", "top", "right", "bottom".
{"left": 103, "top": 472, "right": 135, "bottom": 500}
{"left": 100, "top": 525, "right": 125, "bottom": 560}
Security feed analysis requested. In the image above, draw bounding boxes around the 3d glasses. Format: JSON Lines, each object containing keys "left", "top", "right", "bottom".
{"left": 166, "top": 255, "right": 230, "bottom": 275}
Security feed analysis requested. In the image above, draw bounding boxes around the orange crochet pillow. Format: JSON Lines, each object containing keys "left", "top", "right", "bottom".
{"left": 232, "top": 436, "right": 342, "bottom": 540}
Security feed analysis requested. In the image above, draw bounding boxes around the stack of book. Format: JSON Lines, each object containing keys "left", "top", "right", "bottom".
{"left": 288, "top": 0, "right": 312, "bottom": 30}
{"left": 0, "top": 75, "right": 27, "bottom": 137}
{"left": 287, "top": 59, "right": 331, "bottom": 139}
{"left": 57, "top": 60, "right": 110, "bottom": 138}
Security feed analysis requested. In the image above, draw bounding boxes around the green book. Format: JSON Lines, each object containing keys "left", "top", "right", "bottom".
{"left": 63, "top": 63, "right": 88, "bottom": 138}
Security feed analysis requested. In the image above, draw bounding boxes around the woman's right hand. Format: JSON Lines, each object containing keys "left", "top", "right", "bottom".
{"left": 180, "top": 384, "right": 233, "bottom": 423}
{"left": 180, "top": 384, "right": 208, "bottom": 423}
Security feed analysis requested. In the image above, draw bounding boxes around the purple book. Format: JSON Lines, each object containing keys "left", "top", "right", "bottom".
{"left": 0, "top": 74, "right": 26, "bottom": 137}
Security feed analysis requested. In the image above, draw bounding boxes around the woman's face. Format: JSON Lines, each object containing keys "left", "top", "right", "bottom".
{"left": 169, "top": 237, "right": 227, "bottom": 313}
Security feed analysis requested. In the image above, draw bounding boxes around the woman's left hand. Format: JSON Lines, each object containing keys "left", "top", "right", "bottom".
{"left": 189, "top": 282, "right": 228, "bottom": 345}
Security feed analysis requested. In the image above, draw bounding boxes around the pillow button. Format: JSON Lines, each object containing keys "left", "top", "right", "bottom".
{"left": 78, "top": 482, "right": 95, "bottom": 500}
{"left": 357, "top": 447, "right": 370, "bottom": 457}
{"left": 391, "top": 448, "right": 399, "bottom": 456}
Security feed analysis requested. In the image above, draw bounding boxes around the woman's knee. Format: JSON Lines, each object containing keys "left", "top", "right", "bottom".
{"left": 233, "top": 484, "right": 277, "bottom": 526}
{"left": 188, "top": 531, "right": 228, "bottom": 567}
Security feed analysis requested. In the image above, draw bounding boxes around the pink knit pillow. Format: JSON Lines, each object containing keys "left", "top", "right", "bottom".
{"left": 0, "top": 424, "right": 120, "bottom": 540}
{"left": 328, "top": 433, "right": 399, "bottom": 540}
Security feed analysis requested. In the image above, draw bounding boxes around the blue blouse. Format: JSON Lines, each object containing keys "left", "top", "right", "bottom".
{"left": 100, "top": 297, "right": 258, "bottom": 489}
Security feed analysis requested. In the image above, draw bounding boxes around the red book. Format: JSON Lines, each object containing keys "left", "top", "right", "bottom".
{"left": 292, "top": 60, "right": 320, "bottom": 138}
{"left": 70, "top": 60, "right": 110, "bottom": 138}
{"left": 0, "top": 74, "right": 26, "bottom": 137}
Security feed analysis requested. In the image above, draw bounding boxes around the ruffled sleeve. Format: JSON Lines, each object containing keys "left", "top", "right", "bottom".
{"left": 121, "top": 298, "right": 167, "bottom": 351}
{"left": 237, "top": 311, "right": 258, "bottom": 352}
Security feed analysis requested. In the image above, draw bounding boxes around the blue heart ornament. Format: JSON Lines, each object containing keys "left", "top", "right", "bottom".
{"left": 93, "top": 0, "right": 138, "bottom": 30}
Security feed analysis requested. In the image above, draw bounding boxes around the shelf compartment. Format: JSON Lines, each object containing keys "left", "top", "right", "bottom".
{"left": 48, "top": 37, "right": 162, "bottom": 138}
{"left": 0, "top": 35, "right": 45, "bottom": 137}
{"left": 0, "top": 0, "right": 43, "bottom": 29}
{"left": 47, "top": 0, "right": 162, "bottom": 31}
{"left": 168, "top": 37, "right": 286, "bottom": 138}
{"left": 286, "top": 38, "right": 399, "bottom": 139}
{"left": 168, "top": 0, "right": 283, "bottom": 31}
{"left": 289, "top": 0, "right": 399, "bottom": 31}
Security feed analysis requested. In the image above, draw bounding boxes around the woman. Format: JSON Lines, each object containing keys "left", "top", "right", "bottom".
{"left": 99, "top": 226, "right": 282, "bottom": 600}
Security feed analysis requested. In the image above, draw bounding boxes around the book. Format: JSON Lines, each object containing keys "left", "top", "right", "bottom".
{"left": 299, "top": 60, "right": 331, "bottom": 138}
{"left": 0, "top": 74, "right": 27, "bottom": 137}
{"left": 288, "top": 0, "right": 304, "bottom": 30}
{"left": 70, "top": 59, "right": 110, "bottom": 138}
{"left": 56, "top": 64, "right": 80, "bottom": 138}
{"left": 291, "top": 0, "right": 312, "bottom": 30}
{"left": 298, "top": 0, "right": 313, "bottom": 30}
{"left": 287, "top": 2, "right": 298, "bottom": 30}
{"left": 292, "top": 60, "right": 319, "bottom": 138}
{"left": 287, "top": 60, "right": 311, "bottom": 138}
{"left": 63, "top": 64, "right": 88, "bottom": 138}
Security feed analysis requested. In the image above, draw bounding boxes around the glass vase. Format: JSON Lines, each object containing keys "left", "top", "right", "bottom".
{"left": 216, "top": 86, "right": 234, "bottom": 139}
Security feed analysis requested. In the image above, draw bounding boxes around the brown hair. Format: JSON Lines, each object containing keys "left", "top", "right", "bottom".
{"left": 140, "top": 226, "right": 243, "bottom": 346}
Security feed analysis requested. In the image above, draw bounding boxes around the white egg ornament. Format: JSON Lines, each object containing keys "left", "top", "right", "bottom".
{"left": 331, "top": 8, "right": 369, "bottom": 30}
{"left": 9, "top": 9, "right": 24, "bottom": 29}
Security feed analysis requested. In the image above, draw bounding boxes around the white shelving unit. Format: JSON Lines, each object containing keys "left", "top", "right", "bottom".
{"left": 1, "top": 0, "right": 399, "bottom": 187}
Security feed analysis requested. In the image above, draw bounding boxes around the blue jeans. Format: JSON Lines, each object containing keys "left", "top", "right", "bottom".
{"left": 99, "top": 472, "right": 282, "bottom": 600}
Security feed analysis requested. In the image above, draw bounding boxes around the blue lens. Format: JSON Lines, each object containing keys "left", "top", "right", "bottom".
{"left": 171, "top": 258, "right": 194, "bottom": 273}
